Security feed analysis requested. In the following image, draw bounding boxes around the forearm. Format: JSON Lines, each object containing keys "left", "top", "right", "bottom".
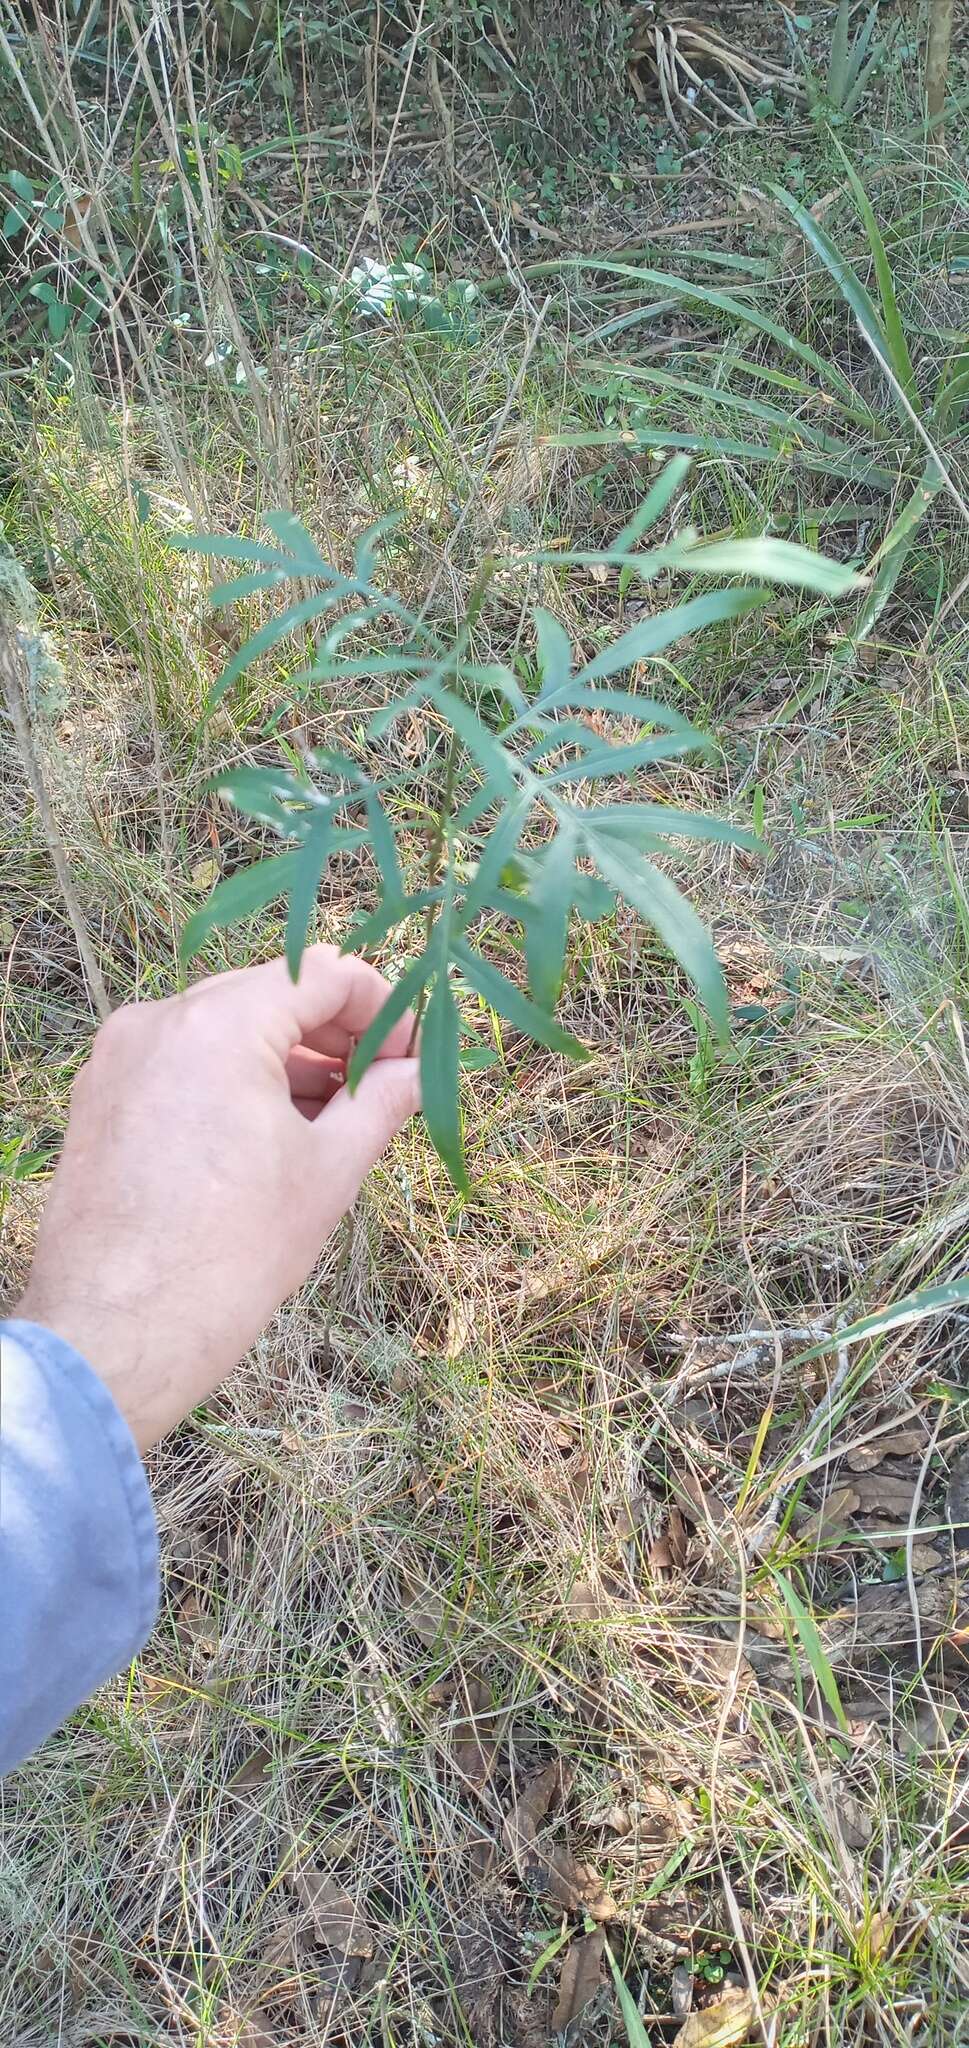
{"left": 0, "top": 1320, "right": 159, "bottom": 1775}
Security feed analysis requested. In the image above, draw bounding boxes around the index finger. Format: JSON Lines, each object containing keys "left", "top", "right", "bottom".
{"left": 194, "top": 946, "right": 415, "bottom": 1060}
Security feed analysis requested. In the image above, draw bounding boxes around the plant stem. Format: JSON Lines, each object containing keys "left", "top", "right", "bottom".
{"left": 926, "top": 0, "right": 954, "bottom": 140}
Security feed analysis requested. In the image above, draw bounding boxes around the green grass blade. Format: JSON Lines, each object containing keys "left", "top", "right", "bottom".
{"left": 833, "top": 142, "right": 917, "bottom": 400}
{"left": 770, "top": 1569, "right": 850, "bottom": 1733}
{"left": 612, "top": 453, "right": 692, "bottom": 552}
{"left": 604, "top": 1943, "right": 652, "bottom": 2046}
{"left": 672, "top": 536, "right": 860, "bottom": 598}
{"left": 827, "top": 0, "right": 851, "bottom": 103}
{"left": 769, "top": 186, "right": 913, "bottom": 432}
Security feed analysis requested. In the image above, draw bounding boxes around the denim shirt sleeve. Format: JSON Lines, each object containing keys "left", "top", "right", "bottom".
{"left": 0, "top": 1319, "right": 159, "bottom": 1774}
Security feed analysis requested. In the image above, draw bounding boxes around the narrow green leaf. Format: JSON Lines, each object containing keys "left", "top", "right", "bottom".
{"left": 770, "top": 1570, "right": 850, "bottom": 1733}
{"left": 207, "top": 764, "right": 313, "bottom": 837}
{"left": 604, "top": 1943, "right": 652, "bottom": 2047}
{"left": 533, "top": 608, "right": 572, "bottom": 701}
{"left": 574, "top": 589, "right": 770, "bottom": 688}
{"left": 285, "top": 809, "right": 334, "bottom": 979}
{"left": 541, "top": 688, "right": 697, "bottom": 731}
{"left": 421, "top": 969, "right": 468, "bottom": 1192}
{"left": 832, "top": 143, "right": 916, "bottom": 400}
{"left": 827, "top": 0, "right": 851, "bottom": 102}
{"left": 353, "top": 511, "right": 402, "bottom": 583}
{"left": 673, "top": 536, "right": 860, "bottom": 597}
{"left": 208, "top": 593, "right": 336, "bottom": 708}
{"left": 208, "top": 569, "right": 288, "bottom": 608}
{"left": 261, "top": 510, "right": 330, "bottom": 573}
{"left": 588, "top": 836, "right": 729, "bottom": 1039}
{"left": 428, "top": 684, "right": 518, "bottom": 796}
{"left": 461, "top": 795, "right": 531, "bottom": 923}
{"left": 347, "top": 955, "right": 430, "bottom": 1089}
{"left": 770, "top": 185, "right": 912, "bottom": 431}
{"left": 180, "top": 850, "right": 301, "bottom": 963}
{"left": 592, "top": 802, "right": 756, "bottom": 851}
{"left": 345, "top": 889, "right": 443, "bottom": 952}
{"left": 522, "top": 828, "right": 576, "bottom": 1009}
{"left": 454, "top": 940, "right": 588, "bottom": 1059}
{"left": 173, "top": 531, "right": 298, "bottom": 567}
{"left": 551, "top": 428, "right": 896, "bottom": 490}
{"left": 844, "top": 458, "right": 942, "bottom": 648}
{"left": 612, "top": 453, "right": 692, "bottom": 555}
{"left": 545, "top": 730, "right": 706, "bottom": 785}
{"left": 575, "top": 259, "right": 861, "bottom": 401}
{"left": 364, "top": 790, "right": 406, "bottom": 909}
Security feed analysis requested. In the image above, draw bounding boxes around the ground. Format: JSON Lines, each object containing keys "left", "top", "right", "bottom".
{"left": 1, "top": 3, "right": 969, "bottom": 2045}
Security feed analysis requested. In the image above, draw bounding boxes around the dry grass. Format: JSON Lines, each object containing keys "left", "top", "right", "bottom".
{"left": 3, "top": 7, "right": 969, "bottom": 2044}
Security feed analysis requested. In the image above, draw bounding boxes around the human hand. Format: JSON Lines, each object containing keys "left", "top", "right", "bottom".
{"left": 18, "top": 948, "right": 419, "bottom": 1450}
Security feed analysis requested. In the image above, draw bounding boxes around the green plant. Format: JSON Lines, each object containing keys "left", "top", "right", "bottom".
{"left": 796, "top": 0, "right": 889, "bottom": 122}
{"left": 558, "top": 154, "right": 968, "bottom": 655}
{"left": 771, "top": 152, "right": 969, "bottom": 647}
{"left": 176, "top": 470, "right": 855, "bottom": 1187}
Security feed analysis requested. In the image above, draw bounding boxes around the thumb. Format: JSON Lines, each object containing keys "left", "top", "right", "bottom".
{"left": 310, "top": 1057, "right": 421, "bottom": 1209}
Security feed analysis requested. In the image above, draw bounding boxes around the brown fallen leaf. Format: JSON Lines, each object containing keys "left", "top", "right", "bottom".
{"left": 668, "top": 1504, "right": 691, "bottom": 1567}
{"left": 450, "top": 1673, "right": 499, "bottom": 1795}
{"left": 233, "top": 2014, "right": 277, "bottom": 2048}
{"left": 847, "top": 1425, "right": 929, "bottom": 1472}
{"left": 399, "top": 1567, "right": 448, "bottom": 1647}
{"left": 227, "top": 1744, "right": 273, "bottom": 1791}
{"left": 174, "top": 1591, "right": 218, "bottom": 1656}
{"left": 534, "top": 1844, "right": 618, "bottom": 1921}
{"left": 292, "top": 1868, "right": 373, "bottom": 1958}
{"left": 552, "top": 1927, "right": 606, "bottom": 2032}
{"left": 503, "top": 1760, "right": 568, "bottom": 1856}
{"left": 673, "top": 1986, "right": 754, "bottom": 2048}
{"left": 794, "top": 1484, "right": 861, "bottom": 1543}
{"left": 568, "top": 1578, "right": 606, "bottom": 1621}
{"left": 853, "top": 1473, "right": 918, "bottom": 1517}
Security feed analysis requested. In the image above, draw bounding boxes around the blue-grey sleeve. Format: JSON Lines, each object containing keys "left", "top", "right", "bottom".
{"left": 0, "top": 1319, "right": 159, "bottom": 1774}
